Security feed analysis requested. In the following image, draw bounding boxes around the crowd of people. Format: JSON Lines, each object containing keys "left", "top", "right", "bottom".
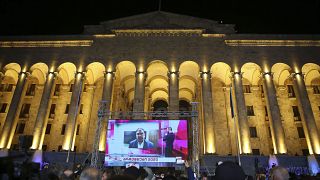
{"left": 1, "top": 157, "right": 320, "bottom": 180}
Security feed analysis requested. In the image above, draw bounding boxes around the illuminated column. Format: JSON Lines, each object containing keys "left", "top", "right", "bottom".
{"left": 200, "top": 71, "right": 216, "bottom": 154}
{"left": 0, "top": 72, "right": 4, "bottom": 86}
{"left": 62, "top": 71, "right": 85, "bottom": 151}
{"left": 99, "top": 71, "right": 114, "bottom": 151}
{"left": 31, "top": 71, "right": 57, "bottom": 150}
{"left": 168, "top": 71, "right": 179, "bottom": 119}
{"left": 262, "top": 72, "right": 287, "bottom": 154}
{"left": 231, "top": 72, "right": 252, "bottom": 154}
{"left": 292, "top": 72, "right": 320, "bottom": 154}
{"left": 0, "top": 71, "right": 29, "bottom": 149}
{"left": 132, "top": 71, "right": 146, "bottom": 119}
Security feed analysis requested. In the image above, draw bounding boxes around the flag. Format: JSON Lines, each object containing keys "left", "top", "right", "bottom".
{"left": 230, "top": 86, "right": 235, "bottom": 118}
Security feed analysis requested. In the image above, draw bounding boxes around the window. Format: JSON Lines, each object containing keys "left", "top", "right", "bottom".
{"left": 45, "top": 124, "right": 52, "bottom": 134}
{"left": 302, "top": 149, "right": 309, "bottom": 156}
{"left": 0, "top": 103, "right": 7, "bottom": 113}
{"left": 61, "top": 124, "right": 66, "bottom": 135}
{"left": 243, "top": 85, "right": 251, "bottom": 93}
{"left": 83, "top": 84, "right": 87, "bottom": 92}
{"left": 268, "top": 127, "right": 272, "bottom": 138}
{"left": 58, "top": 145, "right": 62, "bottom": 152}
{"left": 19, "top": 104, "right": 31, "bottom": 118}
{"left": 76, "top": 124, "right": 80, "bottom": 135}
{"left": 292, "top": 106, "right": 301, "bottom": 121}
{"left": 247, "top": 106, "right": 255, "bottom": 116}
{"left": 49, "top": 104, "right": 56, "bottom": 119}
{"left": 260, "top": 85, "right": 264, "bottom": 98}
{"left": 79, "top": 104, "right": 83, "bottom": 114}
{"left": 26, "top": 83, "right": 36, "bottom": 96}
{"left": 16, "top": 123, "right": 25, "bottom": 134}
{"left": 0, "top": 84, "right": 13, "bottom": 92}
{"left": 250, "top": 127, "right": 258, "bottom": 138}
{"left": 69, "top": 84, "right": 74, "bottom": 92}
{"left": 313, "top": 86, "right": 320, "bottom": 94}
{"left": 73, "top": 146, "right": 77, "bottom": 152}
{"left": 54, "top": 84, "right": 61, "bottom": 96}
{"left": 297, "top": 127, "right": 305, "bottom": 138}
{"left": 265, "top": 106, "right": 268, "bottom": 121}
{"left": 65, "top": 104, "right": 70, "bottom": 114}
{"left": 252, "top": 149, "right": 260, "bottom": 155}
{"left": 287, "top": 85, "right": 295, "bottom": 98}
{"left": 42, "top": 145, "right": 48, "bottom": 151}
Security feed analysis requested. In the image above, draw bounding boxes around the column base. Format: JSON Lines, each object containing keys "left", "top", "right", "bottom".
{"left": 307, "top": 154, "right": 319, "bottom": 175}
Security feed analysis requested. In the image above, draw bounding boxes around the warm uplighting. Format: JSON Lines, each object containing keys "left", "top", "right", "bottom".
{"left": 0, "top": 40, "right": 93, "bottom": 47}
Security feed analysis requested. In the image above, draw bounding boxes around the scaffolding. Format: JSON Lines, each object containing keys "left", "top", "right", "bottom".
{"left": 90, "top": 100, "right": 200, "bottom": 176}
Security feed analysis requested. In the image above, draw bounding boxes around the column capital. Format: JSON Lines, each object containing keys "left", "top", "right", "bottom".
{"left": 48, "top": 71, "right": 58, "bottom": 78}
{"left": 200, "top": 71, "right": 211, "bottom": 79}
{"left": 261, "top": 72, "right": 273, "bottom": 77}
{"left": 167, "top": 71, "right": 179, "bottom": 78}
{"left": 104, "top": 71, "right": 115, "bottom": 78}
{"left": 19, "top": 71, "right": 31, "bottom": 79}
{"left": 135, "top": 71, "right": 147, "bottom": 81}
{"left": 291, "top": 72, "right": 304, "bottom": 79}
{"left": 230, "top": 71, "right": 243, "bottom": 78}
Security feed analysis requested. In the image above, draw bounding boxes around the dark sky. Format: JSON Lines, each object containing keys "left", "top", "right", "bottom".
{"left": 0, "top": 0, "right": 319, "bottom": 35}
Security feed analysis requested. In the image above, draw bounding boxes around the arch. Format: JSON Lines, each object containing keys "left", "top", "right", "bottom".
{"left": 271, "top": 63, "right": 292, "bottom": 86}
{"left": 179, "top": 90, "right": 193, "bottom": 102}
{"left": 302, "top": 63, "right": 320, "bottom": 86}
{"left": 86, "top": 62, "right": 105, "bottom": 85}
{"left": 149, "top": 87, "right": 168, "bottom": 97}
{"left": 179, "top": 78, "right": 196, "bottom": 95}
{"left": 3, "top": 63, "right": 21, "bottom": 83}
{"left": 149, "top": 78, "right": 168, "bottom": 95}
{"left": 241, "top": 62, "right": 262, "bottom": 86}
{"left": 179, "top": 61, "right": 200, "bottom": 83}
{"left": 151, "top": 98, "right": 169, "bottom": 108}
{"left": 115, "top": 61, "right": 136, "bottom": 82}
{"left": 30, "top": 63, "right": 49, "bottom": 85}
{"left": 57, "top": 62, "right": 77, "bottom": 84}
{"left": 211, "top": 62, "right": 232, "bottom": 86}
{"left": 146, "top": 60, "right": 169, "bottom": 83}
{"left": 146, "top": 75, "right": 168, "bottom": 85}
{"left": 151, "top": 90, "right": 168, "bottom": 103}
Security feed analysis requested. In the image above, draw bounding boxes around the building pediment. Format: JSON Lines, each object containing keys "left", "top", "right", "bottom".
{"left": 83, "top": 11, "right": 235, "bottom": 34}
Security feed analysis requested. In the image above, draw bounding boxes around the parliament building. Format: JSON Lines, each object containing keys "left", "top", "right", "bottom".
{"left": 0, "top": 11, "right": 320, "bottom": 157}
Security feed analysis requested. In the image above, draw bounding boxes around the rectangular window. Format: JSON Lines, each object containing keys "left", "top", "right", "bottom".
{"left": 313, "top": 85, "right": 320, "bottom": 94}
{"left": 42, "top": 145, "right": 48, "bottom": 151}
{"left": 49, "top": 104, "right": 56, "bottom": 119}
{"left": 19, "top": 104, "right": 31, "bottom": 118}
{"left": 292, "top": 106, "right": 301, "bottom": 121}
{"left": 61, "top": 124, "right": 66, "bottom": 135}
{"left": 45, "top": 124, "right": 52, "bottom": 134}
{"left": 79, "top": 104, "right": 83, "bottom": 114}
{"left": 54, "top": 84, "right": 61, "bottom": 96}
{"left": 17, "top": 123, "right": 25, "bottom": 134}
{"left": 265, "top": 106, "right": 268, "bottom": 118}
{"left": 287, "top": 85, "right": 295, "bottom": 98}
{"left": 302, "top": 149, "right": 309, "bottom": 156}
{"left": 26, "top": 84, "right": 36, "bottom": 96}
{"left": 247, "top": 106, "right": 255, "bottom": 116}
{"left": 0, "top": 84, "right": 14, "bottom": 92}
{"left": 0, "top": 103, "right": 7, "bottom": 113}
{"left": 76, "top": 124, "right": 80, "bottom": 135}
{"left": 65, "top": 104, "right": 69, "bottom": 114}
{"left": 268, "top": 127, "right": 272, "bottom": 138}
{"left": 243, "top": 85, "right": 251, "bottom": 93}
{"left": 69, "top": 84, "right": 74, "bottom": 92}
{"left": 250, "top": 127, "right": 258, "bottom": 138}
{"left": 252, "top": 149, "right": 260, "bottom": 155}
{"left": 297, "top": 127, "right": 305, "bottom": 138}
{"left": 83, "top": 84, "right": 87, "bottom": 92}
{"left": 58, "top": 145, "right": 62, "bottom": 152}
{"left": 260, "top": 85, "right": 264, "bottom": 98}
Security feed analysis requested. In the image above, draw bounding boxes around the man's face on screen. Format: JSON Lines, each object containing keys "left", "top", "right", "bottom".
{"left": 136, "top": 129, "right": 145, "bottom": 143}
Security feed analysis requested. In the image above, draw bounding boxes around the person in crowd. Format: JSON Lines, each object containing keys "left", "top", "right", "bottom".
{"left": 129, "top": 128, "right": 154, "bottom": 149}
{"left": 184, "top": 160, "right": 195, "bottom": 180}
{"left": 80, "top": 167, "right": 101, "bottom": 180}
{"left": 214, "top": 161, "right": 246, "bottom": 180}
{"left": 60, "top": 168, "right": 74, "bottom": 180}
{"left": 269, "top": 166, "right": 289, "bottom": 180}
{"left": 102, "top": 168, "right": 116, "bottom": 180}
{"left": 163, "top": 127, "right": 175, "bottom": 157}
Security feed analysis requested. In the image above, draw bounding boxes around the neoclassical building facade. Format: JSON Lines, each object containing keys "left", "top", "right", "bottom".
{"left": 0, "top": 11, "right": 320, "bottom": 157}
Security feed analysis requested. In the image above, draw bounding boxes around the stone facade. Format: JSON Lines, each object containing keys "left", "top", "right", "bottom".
{"left": 0, "top": 11, "right": 319, "bottom": 157}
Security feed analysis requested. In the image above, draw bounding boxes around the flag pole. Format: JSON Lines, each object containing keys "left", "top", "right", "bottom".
{"left": 230, "top": 86, "right": 241, "bottom": 166}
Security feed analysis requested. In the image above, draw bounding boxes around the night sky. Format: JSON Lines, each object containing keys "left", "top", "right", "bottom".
{"left": 0, "top": 0, "right": 319, "bottom": 35}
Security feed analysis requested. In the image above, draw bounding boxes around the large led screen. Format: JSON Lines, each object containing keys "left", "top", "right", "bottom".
{"left": 104, "top": 120, "right": 188, "bottom": 167}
